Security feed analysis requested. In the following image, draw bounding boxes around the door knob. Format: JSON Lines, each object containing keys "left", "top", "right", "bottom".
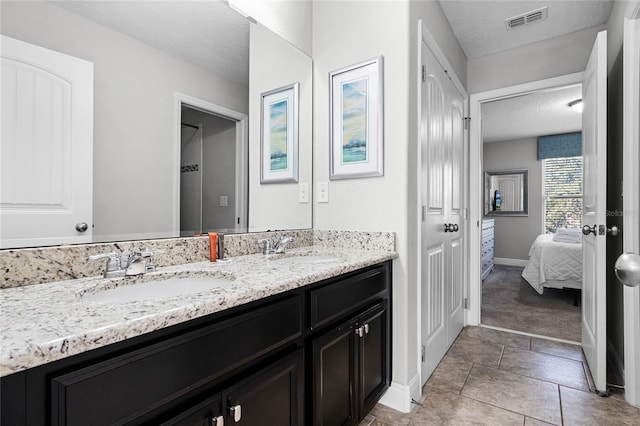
{"left": 452, "top": 224, "right": 459, "bottom": 232}
{"left": 607, "top": 226, "right": 620, "bottom": 236}
{"left": 75, "top": 222, "right": 89, "bottom": 232}
{"left": 582, "top": 225, "right": 597, "bottom": 236}
{"left": 444, "top": 223, "right": 452, "bottom": 232}
{"left": 615, "top": 253, "right": 640, "bottom": 287}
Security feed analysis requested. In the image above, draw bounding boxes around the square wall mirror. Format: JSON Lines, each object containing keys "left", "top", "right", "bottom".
{"left": 484, "top": 169, "right": 528, "bottom": 217}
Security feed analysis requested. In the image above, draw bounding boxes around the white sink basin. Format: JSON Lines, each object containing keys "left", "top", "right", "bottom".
{"left": 83, "top": 277, "right": 231, "bottom": 303}
{"left": 272, "top": 255, "right": 340, "bottom": 265}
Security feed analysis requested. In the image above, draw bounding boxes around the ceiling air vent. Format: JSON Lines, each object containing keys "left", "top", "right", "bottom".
{"left": 505, "top": 7, "right": 548, "bottom": 30}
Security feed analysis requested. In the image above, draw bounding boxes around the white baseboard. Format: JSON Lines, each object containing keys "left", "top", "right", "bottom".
{"left": 378, "top": 373, "right": 421, "bottom": 413}
{"left": 494, "top": 257, "right": 528, "bottom": 267}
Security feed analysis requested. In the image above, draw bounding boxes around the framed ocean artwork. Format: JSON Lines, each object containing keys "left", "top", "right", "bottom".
{"left": 329, "top": 56, "right": 384, "bottom": 179}
{"left": 260, "top": 82, "right": 299, "bottom": 183}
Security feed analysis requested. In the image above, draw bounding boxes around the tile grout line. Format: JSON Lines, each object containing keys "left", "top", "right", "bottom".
{"left": 558, "top": 384, "right": 565, "bottom": 425}
{"left": 497, "top": 344, "right": 506, "bottom": 368}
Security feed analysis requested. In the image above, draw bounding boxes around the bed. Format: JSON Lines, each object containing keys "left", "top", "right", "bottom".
{"left": 521, "top": 233, "right": 582, "bottom": 294}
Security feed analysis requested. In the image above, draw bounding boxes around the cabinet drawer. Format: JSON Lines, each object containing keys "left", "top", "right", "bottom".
{"left": 51, "top": 296, "right": 302, "bottom": 425}
{"left": 309, "top": 265, "right": 389, "bottom": 330}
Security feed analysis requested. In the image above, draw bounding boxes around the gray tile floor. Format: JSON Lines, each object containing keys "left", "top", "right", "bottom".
{"left": 362, "top": 326, "right": 640, "bottom": 425}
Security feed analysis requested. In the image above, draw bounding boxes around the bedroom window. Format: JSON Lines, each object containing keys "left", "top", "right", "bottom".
{"left": 543, "top": 156, "right": 583, "bottom": 233}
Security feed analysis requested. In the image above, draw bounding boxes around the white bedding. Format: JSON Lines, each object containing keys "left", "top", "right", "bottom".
{"left": 521, "top": 234, "right": 582, "bottom": 294}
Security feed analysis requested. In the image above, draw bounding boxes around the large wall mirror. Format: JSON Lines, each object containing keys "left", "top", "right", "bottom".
{"left": 484, "top": 169, "right": 529, "bottom": 217}
{"left": 0, "top": 0, "right": 312, "bottom": 249}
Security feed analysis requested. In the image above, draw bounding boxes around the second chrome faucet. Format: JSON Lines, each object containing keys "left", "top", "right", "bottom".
{"left": 258, "top": 236, "right": 295, "bottom": 255}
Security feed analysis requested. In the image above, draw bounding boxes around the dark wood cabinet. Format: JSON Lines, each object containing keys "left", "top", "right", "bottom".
{"left": 311, "top": 301, "right": 389, "bottom": 426}
{"left": 164, "top": 349, "right": 303, "bottom": 426}
{"left": 0, "top": 261, "right": 391, "bottom": 426}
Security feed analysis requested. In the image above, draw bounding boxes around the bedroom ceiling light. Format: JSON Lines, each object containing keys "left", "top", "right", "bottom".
{"left": 568, "top": 99, "right": 584, "bottom": 113}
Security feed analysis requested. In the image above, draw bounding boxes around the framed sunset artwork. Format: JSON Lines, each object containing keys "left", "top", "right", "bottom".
{"left": 329, "top": 56, "right": 384, "bottom": 179}
{"left": 260, "top": 82, "right": 299, "bottom": 183}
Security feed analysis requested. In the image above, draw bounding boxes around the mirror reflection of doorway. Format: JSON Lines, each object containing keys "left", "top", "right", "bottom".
{"left": 180, "top": 106, "right": 237, "bottom": 236}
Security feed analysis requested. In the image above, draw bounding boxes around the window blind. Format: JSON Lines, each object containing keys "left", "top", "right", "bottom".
{"left": 543, "top": 156, "right": 583, "bottom": 233}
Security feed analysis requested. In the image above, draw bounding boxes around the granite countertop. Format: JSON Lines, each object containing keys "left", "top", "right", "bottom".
{"left": 0, "top": 246, "right": 396, "bottom": 377}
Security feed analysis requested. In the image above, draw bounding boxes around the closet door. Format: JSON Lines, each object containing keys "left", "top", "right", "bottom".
{"left": 420, "top": 40, "right": 465, "bottom": 383}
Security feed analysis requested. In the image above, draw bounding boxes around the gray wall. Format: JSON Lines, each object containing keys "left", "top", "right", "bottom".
{"left": 1, "top": 1, "right": 248, "bottom": 241}
{"left": 483, "top": 138, "right": 542, "bottom": 261}
{"left": 467, "top": 25, "right": 603, "bottom": 94}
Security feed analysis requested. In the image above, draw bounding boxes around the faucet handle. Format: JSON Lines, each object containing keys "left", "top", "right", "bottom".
{"left": 258, "top": 238, "right": 273, "bottom": 254}
{"left": 89, "top": 252, "right": 123, "bottom": 278}
{"left": 139, "top": 248, "right": 165, "bottom": 258}
{"left": 138, "top": 248, "right": 164, "bottom": 272}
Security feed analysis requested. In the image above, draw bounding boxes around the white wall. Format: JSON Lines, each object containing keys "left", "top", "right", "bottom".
{"left": 230, "top": 0, "right": 313, "bottom": 56}
{"left": 0, "top": 1, "right": 248, "bottom": 242}
{"left": 312, "top": 0, "right": 412, "bottom": 403}
{"left": 313, "top": 0, "right": 468, "bottom": 409}
{"left": 483, "top": 138, "right": 542, "bottom": 261}
{"left": 467, "top": 25, "right": 604, "bottom": 94}
{"left": 249, "top": 23, "right": 313, "bottom": 231}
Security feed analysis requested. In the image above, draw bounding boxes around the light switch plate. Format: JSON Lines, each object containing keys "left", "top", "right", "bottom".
{"left": 298, "top": 183, "right": 309, "bottom": 203}
{"left": 318, "top": 182, "right": 329, "bottom": 203}
{"left": 219, "top": 195, "right": 228, "bottom": 207}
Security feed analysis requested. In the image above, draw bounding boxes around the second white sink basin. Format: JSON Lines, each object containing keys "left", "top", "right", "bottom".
{"left": 83, "top": 277, "right": 230, "bottom": 303}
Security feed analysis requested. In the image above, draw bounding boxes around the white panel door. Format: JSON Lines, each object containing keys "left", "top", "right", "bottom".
{"left": 581, "top": 30, "right": 607, "bottom": 393}
{"left": 1, "top": 35, "right": 93, "bottom": 248}
{"left": 421, "top": 41, "right": 465, "bottom": 383}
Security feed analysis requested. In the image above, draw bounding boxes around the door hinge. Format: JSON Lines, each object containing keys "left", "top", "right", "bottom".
{"left": 421, "top": 205, "right": 426, "bottom": 221}
{"left": 464, "top": 117, "right": 471, "bottom": 130}
{"left": 421, "top": 345, "right": 425, "bottom": 362}
{"left": 464, "top": 298, "right": 469, "bottom": 309}
{"left": 421, "top": 65, "right": 426, "bottom": 82}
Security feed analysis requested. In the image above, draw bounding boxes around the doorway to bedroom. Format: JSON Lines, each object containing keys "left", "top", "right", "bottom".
{"left": 479, "top": 83, "right": 583, "bottom": 343}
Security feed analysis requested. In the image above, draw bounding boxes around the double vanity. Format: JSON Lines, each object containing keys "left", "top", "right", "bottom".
{"left": 0, "top": 231, "right": 396, "bottom": 425}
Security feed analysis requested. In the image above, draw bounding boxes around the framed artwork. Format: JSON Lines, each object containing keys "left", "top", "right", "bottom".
{"left": 329, "top": 56, "right": 384, "bottom": 179}
{"left": 260, "top": 82, "right": 299, "bottom": 183}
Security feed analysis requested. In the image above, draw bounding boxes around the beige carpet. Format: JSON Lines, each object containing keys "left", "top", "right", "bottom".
{"left": 481, "top": 265, "right": 581, "bottom": 342}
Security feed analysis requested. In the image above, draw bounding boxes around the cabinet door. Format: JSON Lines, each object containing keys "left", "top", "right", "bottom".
{"left": 223, "top": 349, "right": 304, "bottom": 426}
{"left": 160, "top": 394, "right": 223, "bottom": 426}
{"left": 312, "top": 319, "right": 357, "bottom": 426}
{"left": 357, "top": 301, "right": 389, "bottom": 417}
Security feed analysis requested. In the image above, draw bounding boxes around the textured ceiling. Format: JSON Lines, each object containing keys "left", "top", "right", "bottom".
{"left": 439, "top": 0, "right": 613, "bottom": 59}
{"left": 482, "top": 85, "right": 582, "bottom": 143}
{"left": 52, "top": 0, "right": 249, "bottom": 85}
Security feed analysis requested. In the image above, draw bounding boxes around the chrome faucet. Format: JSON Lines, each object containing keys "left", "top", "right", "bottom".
{"left": 89, "top": 249, "right": 163, "bottom": 278}
{"left": 273, "top": 236, "right": 294, "bottom": 254}
{"left": 258, "top": 236, "right": 295, "bottom": 255}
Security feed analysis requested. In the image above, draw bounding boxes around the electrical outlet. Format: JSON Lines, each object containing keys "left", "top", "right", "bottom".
{"left": 318, "top": 182, "right": 329, "bottom": 203}
{"left": 219, "top": 195, "right": 228, "bottom": 207}
{"left": 298, "top": 183, "right": 309, "bottom": 203}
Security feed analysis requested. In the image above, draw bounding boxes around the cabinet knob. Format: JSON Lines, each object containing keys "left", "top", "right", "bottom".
{"left": 209, "top": 416, "right": 224, "bottom": 426}
{"left": 230, "top": 404, "right": 241, "bottom": 423}
{"left": 364, "top": 323, "right": 369, "bottom": 334}
{"left": 355, "top": 326, "right": 364, "bottom": 338}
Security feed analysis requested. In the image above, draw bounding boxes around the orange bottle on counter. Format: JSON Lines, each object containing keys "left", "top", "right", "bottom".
{"left": 208, "top": 232, "right": 217, "bottom": 262}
